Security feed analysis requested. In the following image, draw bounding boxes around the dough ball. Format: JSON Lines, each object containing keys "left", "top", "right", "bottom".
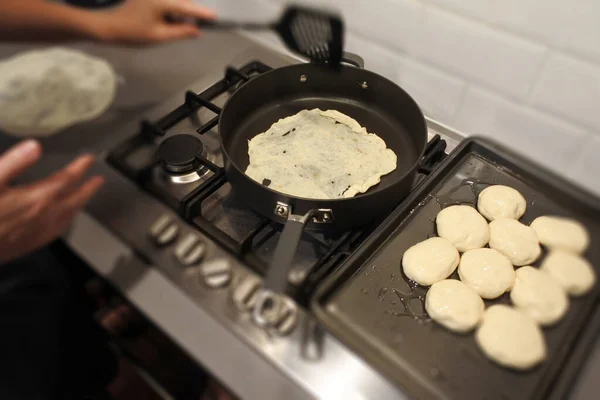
{"left": 477, "top": 185, "right": 527, "bottom": 221}
{"left": 530, "top": 216, "right": 590, "bottom": 255}
{"left": 458, "top": 248, "right": 515, "bottom": 299}
{"left": 541, "top": 250, "right": 596, "bottom": 296}
{"left": 436, "top": 205, "right": 489, "bottom": 252}
{"left": 402, "top": 237, "right": 460, "bottom": 286}
{"left": 510, "top": 266, "right": 569, "bottom": 326}
{"left": 475, "top": 305, "right": 546, "bottom": 370}
{"left": 489, "top": 218, "right": 541, "bottom": 266}
{"left": 425, "top": 279, "right": 485, "bottom": 333}
{"left": 0, "top": 47, "right": 117, "bottom": 137}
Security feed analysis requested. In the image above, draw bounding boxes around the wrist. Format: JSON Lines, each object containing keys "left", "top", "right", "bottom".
{"left": 75, "top": 11, "right": 116, "bottom": 42}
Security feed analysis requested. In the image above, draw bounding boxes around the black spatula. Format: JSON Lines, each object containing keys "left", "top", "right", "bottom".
{"left": 182, "top": 5, "right": 344, "bottom": 67}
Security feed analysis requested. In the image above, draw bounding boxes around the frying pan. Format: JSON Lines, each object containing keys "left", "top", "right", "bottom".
{"left": 218, "top": 54, "right": 428, "bottom": 325}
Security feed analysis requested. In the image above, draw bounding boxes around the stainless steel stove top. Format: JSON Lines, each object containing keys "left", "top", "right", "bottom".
{"left": 76, "top": 56, "right": 462, "bottom": 400}
{"left": 106, "top": 61, "right": 442, "bottom": 306}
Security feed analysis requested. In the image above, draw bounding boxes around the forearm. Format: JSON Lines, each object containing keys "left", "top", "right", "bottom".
{"left": 0, "top": 0, "right": 108, "bottom": 42}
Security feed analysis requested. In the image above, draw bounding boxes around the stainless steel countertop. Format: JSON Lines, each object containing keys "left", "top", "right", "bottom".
{"left": 0, "top": 31, "right": 597, "bottom": 400}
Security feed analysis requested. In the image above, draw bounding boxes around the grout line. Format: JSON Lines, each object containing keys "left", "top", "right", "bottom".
{"left": 525, "top": 47, "right": 553, "bottom": 103}
{"left": 423, "top": 2, "right": 544, "bottom": 48}
{"left": 565, "top": 133, "right": 594, "bottom": 177}
{"left": 467, "top": 82, "right": 592, "bottom": 136}
{"left": 451, "top": 82, "right": 471, "bottom": 125}
{"left": 424, "top": 0, "right": 600, "bottom": 66}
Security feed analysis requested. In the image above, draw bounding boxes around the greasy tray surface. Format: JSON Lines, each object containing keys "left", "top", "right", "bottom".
{"left": 313, "top": 138, "right": 600, "bottom": 400}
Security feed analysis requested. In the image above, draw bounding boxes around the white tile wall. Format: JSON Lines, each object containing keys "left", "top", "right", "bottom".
{"left": 531, "top": 54, "right": 600, "bottom": 131}
{"left": 417, "top": 6, "right": 546, "bottom": 100}
{"left": 198, "top": 0, "right": 600, "bottom": 195}
{"left": 394, "top": 54, "right": 466, "bottom": 123}
{"left": 569, "top": 134, "right": 600, "bottom": 194}
{"left": 455, "top": 86, "right": 588, "bottom": 173}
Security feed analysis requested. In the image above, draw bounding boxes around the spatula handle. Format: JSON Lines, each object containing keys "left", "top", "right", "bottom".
{"left": 193, "top": 18, "right": 269, "bottom": 31}
{"left": 165, "top": 14, "right": 269, "bottom": 30}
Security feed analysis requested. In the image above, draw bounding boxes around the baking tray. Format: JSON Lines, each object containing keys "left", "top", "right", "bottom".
{"left": 312, "top": 137, "right": 600, "bottom": 400}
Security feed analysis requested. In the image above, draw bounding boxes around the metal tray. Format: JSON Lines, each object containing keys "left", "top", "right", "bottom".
{"left": 312, "top": 137, "right": 600, "bottom": 400}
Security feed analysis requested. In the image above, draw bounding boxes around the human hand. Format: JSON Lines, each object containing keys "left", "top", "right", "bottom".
{"left": 96, "top": 0, "right": 216, "bottom": 44}
{"left": 0, "top": 140, "right": 104, "bottom": 264}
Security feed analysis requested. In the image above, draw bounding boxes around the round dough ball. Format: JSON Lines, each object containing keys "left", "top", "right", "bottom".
{"left": 530, "top": 216, "right": 590, "bottom": 255}
{"left": 489, "top": 218, "right": 541, "bottom": 266}
{"left": 475, "top": 305, "right": 546, "bottom": 370}
{"left": 477, "top": 185, "right": 527, "bottom": 221}
{"left": 436, "top": 205, "right": 490, "bottom": 252}
{"left": 541, "top": 250, "right": 596, "bottom": 296}
{"left": 425, "top": 279, "right": 485, "bottom": 333}
{"left": 458, "top": 248, "right": 515, "bottom": 299}
{"left": 510, "top": 266, "right": 569, "bottom": 326}
{"left": 402, "top": 237, "right": 460, "bottom": 286}
{"left": 0, "top": 47, "right": 117, "bottom": 137}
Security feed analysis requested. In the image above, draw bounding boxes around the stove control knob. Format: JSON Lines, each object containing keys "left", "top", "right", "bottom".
{"left": 274, "top": 298, "right": 298, "bottom": 336}
{"left": 174, "top": 233, "right": 206, "bottom": 266}
{"left": 199, "top": 258, "right": 232, "bottom": 289}
{"left": 233, "top": 276, "right": 261, "bottom": 311}
{"left": 149, "top": 214, "right": 179, "bottom": 246}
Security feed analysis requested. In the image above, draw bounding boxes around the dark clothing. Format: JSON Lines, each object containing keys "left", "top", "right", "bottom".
{"left": 0, "top": 242, "right": 117, "bottom": 400}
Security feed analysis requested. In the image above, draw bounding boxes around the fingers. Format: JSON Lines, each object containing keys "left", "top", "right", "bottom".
{"left": 58, "top": 175, "right": 104, "bottom": 213}
{"left": 54, "top": 154, "right": 97, "bottom": 196}
{"left": 20, "top": 154, "right": 96, "bottom": 207}
{"left": 151, "top": 24, "right": 201, "bottom": 42}
{"left": 0, "top": 140, "right": 42, "bottom": 187}
{"left": 48, "top": 176, "right": 104, "bottom": 238}
{"left": 8, "top": 154, "right": 97, "bottom": 223}
{"left": 166, "top": 1, "right": 217, "bottom": 20}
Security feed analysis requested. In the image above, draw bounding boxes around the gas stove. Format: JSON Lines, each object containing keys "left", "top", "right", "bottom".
{"left": 98, "top": 60, "right": 452, "bottom": 399}
{"left": 107, "top": 61, "right": 448, "bottom": 308}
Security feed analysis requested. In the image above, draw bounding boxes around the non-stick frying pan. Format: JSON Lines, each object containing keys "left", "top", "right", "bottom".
{"left": 218, "top": 55, "right": 428, "bottom": 325}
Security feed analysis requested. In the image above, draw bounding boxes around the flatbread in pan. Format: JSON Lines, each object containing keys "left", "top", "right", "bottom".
{"left": 245, "top": 109, "right": 397, "bottom": 199}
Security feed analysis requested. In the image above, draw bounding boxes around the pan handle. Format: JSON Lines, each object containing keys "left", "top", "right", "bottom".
{"left": 253, "top": 209, "right": 316, "bottom": 327}
{"left": 341, "top": 52, "right": 365, "bottom": 69}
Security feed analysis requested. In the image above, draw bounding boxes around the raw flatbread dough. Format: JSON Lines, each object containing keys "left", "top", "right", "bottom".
{"left": 530, "top": 216, "right": 590, "bottom": 255}
{"left": 0, "top": 47, "right": 117, "bottom": 137}
{"left": 245, "top": 109, "right": 397, "bottom": 199}
{"left": 458, "top": 248, "right": 515, "bottom": 299}
{"left": 475, "top": 305, "right": 546, "bottom": 370}
{"left": 489, "top": 218, "right": 541, "bottom": 266}
{"left": 425, "top": 279, "right": 485, "bottom": 333}
{"left": 402, "top": 237, "right": 460, "bottom": 286}
{"left": 510, "top": 266, "right": 569, "bottom": 326}
{"left": 436, "top": 205, "right": 489, "bottom": 252}
{"left": 477, "top": 185, "right": 526, "bottom": 221}
{"left": 541, "top": 250, "right": 596, "bottom": 296}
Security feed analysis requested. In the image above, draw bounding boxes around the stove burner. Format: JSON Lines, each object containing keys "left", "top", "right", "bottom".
{"left": 156, "top": 134, "right": 204, "bottom": 174}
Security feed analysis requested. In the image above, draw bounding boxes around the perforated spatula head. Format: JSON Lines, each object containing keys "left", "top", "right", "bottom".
{"left": 274, "top": 5, "right": 344, "bottom": 67}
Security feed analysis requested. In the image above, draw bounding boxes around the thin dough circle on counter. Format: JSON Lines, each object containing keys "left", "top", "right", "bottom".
{"left": 477, "top": 185, "right": 526, "bottom": 221}
{"left": 0, "top": 47, "right": 117, "bottom": 137}
{"left": 402, "top": 237, "right": 460, "bottom": 286}
{"left": 530, "top": 216, "right": 590, "bottom": 255}
{"left": 425, "top": 279, "right": 485, "bottom": 333}
{"left": 488, "top": 218, "right": 541, "bottom": 266}
{"left": 458, "top": 248, "right": 515, "bottom": 299}
{"left": 475, "top": 305, "right": 546, "bottom": 370}
{"left": 510, "top": 266, "right": 569, "bottom": 326}
{"left": 436, "top": 205, "right": 489, "bottom": 252}
{"left": 541, "top": 250, "right": 596, "bottom": 296}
